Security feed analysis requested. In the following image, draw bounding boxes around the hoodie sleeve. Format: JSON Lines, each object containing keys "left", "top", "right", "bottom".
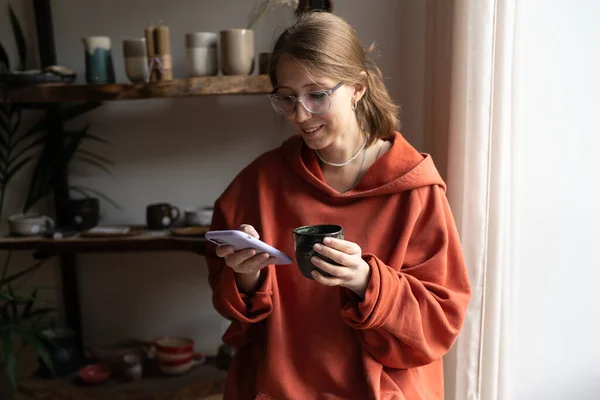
{"left": 205, "top": 194, "right": 274, "bottom": 348}
{"left": 340, "top": 184, "right": 471, "bottom": 369}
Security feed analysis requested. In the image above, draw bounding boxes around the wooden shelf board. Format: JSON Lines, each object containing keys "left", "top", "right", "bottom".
{"left": 0, "top": 75, "right": 273, "bottom": 103}
{"left": 0, "top": 229, "right": 210, "bottom": 255}
{"left": 18, "top": 358, "right": 226, "bottom": 400}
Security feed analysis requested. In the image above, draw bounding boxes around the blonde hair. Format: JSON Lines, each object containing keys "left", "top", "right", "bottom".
{"left": 269, "top": 11, "right": 400, "bottom": 145}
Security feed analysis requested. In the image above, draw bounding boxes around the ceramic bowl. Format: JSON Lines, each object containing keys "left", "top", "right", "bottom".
{"left": 78, "top": 364, "right": 111, "bottom": 385}
{"left": 8, "top": 213, "right": 55, "bottom": 236}
{"left": 184, "top": 207, "right": 213, "bottom": 226}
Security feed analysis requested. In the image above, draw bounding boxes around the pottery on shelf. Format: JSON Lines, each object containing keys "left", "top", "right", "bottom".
{"left": 8, "top": 213, "right": 55, "bottom": 236}
{"left": 220, "top": 29, "right": 255, "bottom": 75}
{"left": 82, "top": 36, "right": 116, "bottom": 84}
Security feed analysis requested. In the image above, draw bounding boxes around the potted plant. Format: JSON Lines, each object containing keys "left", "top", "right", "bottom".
{"left": 0, "top": 257, "right": 56, "bottom": 399}
{"left": 0, "top": 3, "right": 117, "bottom": 397}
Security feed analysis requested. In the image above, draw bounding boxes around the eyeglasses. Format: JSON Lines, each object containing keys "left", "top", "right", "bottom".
{"left": 267, "top": 82, "right": 344, "bottom": 116}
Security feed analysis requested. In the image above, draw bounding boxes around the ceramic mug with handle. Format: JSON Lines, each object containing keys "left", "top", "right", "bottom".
{"left": 8, "top": 213, "right": 55, "bottom": 236}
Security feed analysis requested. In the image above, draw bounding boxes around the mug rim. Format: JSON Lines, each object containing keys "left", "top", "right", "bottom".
{"left": 8, "top": 212, "right": 43, "bottom": 221}
{"left": 148, "top": 203, "right": 172, "bottom": 207}
{"left": 220, "top": 28, "right": 254, "bottom": 35}
{"left": 293, "top": 224, "right": 343, "bottom": 235}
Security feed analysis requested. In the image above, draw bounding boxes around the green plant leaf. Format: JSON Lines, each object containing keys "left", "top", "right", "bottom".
{"left": 68, "top": 132, "right": 110, "bottom": 145}
{"left": 0, "top": 125, "right": 8, "bottom": 151}
{"left": 1, "top": 251, "right": 13, "bottom": 284}
{"left": 8, "top": 104, "right": 21, "bottom": 137}
{"left": 0, "top": 291, "right": 52, "bottom": 308}
{"left": 63, "top": 125, "right": 90, "bottom": 161}
{"left": 15, "top": 330, "right": 55, "bottom": 377}
{"left": 1, "top": 333, "right": 16, "bottom": 389}
{"left": 76, "top": 149, "right": 114, "bottom": 166}
{"left": 0, "top": 261, "right": 43, "bottom": 288}
{"left": 0, "top": 39, "right": 9, "bottom": 71}
{"left": 22, "top": 138, "right": 56, "bottom": 212}
{"left": 25, "top": 102, "right": 103, "bottom": 137}
{"left": 3, "top": 156, "right": 33, "bottom": 185}
{"left": 0, "top": 106, "right": 11, "bottom": 136}
{"left": 9, "top": 4, "right": 27, "bottom": 70}
{"left": 21, "top": 288, "right": 38, "bottom": 318}
{"left": 7, "top": 136, "right": 45, "bottom": 169}
{"left": 70, "top": 185, "right": 122, "bottom": 211}
{"left": 26, "top": 307, "right": 55, "bottom": 319}
{"left": 74, "top": 155, "right": 114, "bottom": 176}
{"left": 7, "top": 284, "right": 18, "bottom": 320}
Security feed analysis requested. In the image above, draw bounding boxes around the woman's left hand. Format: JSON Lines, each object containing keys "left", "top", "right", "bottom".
{"left": 311, "top": 237, "right": 372, "bottom": 298}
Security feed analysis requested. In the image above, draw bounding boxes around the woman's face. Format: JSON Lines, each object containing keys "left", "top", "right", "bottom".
{"left": 273, "top": 54, "right": 364, "bottom": 150}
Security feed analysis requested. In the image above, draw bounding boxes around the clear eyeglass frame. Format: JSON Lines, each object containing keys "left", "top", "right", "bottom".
{"left": 267, "top": 81, "right": 345, "bottom": 116}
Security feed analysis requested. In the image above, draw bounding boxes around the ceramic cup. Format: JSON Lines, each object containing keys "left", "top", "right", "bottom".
{"left": 154, "top": 336, "right": 203, "bottom": 375}
{"left": 123, "top": 38, "right": 149, "bottom": 82}
{"left": 121, "top": 353, "right": 143, "bottom": 381}
{"left": 146, "top": 203, "right": 180, "bottom": 230}
{"left": 292, "top": 224, "right": 344, "bottom": 279}
{"left": 8, "top": 213, "right": 55, "bottom": 236}
{"left": 69, "top": 198, "right": 99, "bottom": 231}
{"left": 220, "top": 29, "right": 254, "bottom": 75}
{"left": 184, "top": 206, "right": 213, "bottom": 226}
{"left": 82, "top": 36, "right": 115, "bottom": 84}
{"left": 185, "top": 32, "right": 218, "bottom": 77}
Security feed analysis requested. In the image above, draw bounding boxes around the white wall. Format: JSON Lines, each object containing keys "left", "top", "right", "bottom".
{"left": 1, "top": 0, "right": 427, "bottom": 357}
{"left": 513, "top": 0, "right": 600, "bottom": 398}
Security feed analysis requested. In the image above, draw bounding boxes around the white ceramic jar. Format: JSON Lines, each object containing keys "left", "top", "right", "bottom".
{"left": 123, "top": 38, "right": 149, "bottom": 83}
{"left": 185, "top": 32, "right": 218, "bottom": 77}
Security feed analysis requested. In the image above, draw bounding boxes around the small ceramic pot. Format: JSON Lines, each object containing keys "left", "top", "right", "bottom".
{"left": 8, "top": 213, "right": 55, "bottom": 236}
{"left": 220, "top": 29, "right": 254, "bottom": 75}
{"left": 82, "top": 36, "right": 115, "bottom": 84}
{"left": 184, "top": 207, "right": 213, "bottom": 226}
{"left": 122, "top": 353, "right": 143, "bottom": 381}
{"left": 154, "top": 336, "right": 202, "bottom": 376}
{"left": 38, "top": 328, "right": 82, "bottom": 378}
{"left": 123, "top": 38, "right": 149, "bottom": 82}
{"left": 292, "top": 224, "right": 344, "bottom": 279}
{"left": 185, "top": 32, "right": 218, "bottom": 77}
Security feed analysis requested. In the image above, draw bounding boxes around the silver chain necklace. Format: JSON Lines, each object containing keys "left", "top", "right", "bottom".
{"left": 315, "top": 137, "right": 367, "bottom": 167}
{"left": 345, "top": 146, "right": 367, "bottom": 192}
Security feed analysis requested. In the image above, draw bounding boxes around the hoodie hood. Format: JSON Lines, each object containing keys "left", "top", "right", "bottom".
{"left": 282, "top": 132, "right": 445, "bottom": 198}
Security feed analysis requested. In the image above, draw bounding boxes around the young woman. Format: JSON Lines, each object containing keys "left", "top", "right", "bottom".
{"left": 206, "top": 11, "right": 471, "bottom": 400}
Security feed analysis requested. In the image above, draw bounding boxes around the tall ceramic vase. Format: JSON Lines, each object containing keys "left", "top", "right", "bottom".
{"left": 82, "top": 36, "right": 116, "bottom": 84}
{"left": 220, "top": 29, "right": 255, "bottom": 75}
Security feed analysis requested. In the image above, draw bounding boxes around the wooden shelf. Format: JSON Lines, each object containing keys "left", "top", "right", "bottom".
{"left": 0, "top": 75, "right": 273, "bottom": 103}
{"left": 0, "top": 229, "right": 210, "bottom": 255}
{"left": 18, "top": 358, "right": 226, "bottom": 400}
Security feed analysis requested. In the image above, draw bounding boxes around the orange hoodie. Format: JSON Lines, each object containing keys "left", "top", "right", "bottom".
{"left": 206, "top": 132, "right": 471, "bottom": 400}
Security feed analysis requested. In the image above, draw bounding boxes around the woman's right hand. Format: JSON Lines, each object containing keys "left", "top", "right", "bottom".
{"left": 214, "top": 224, "right": 275, "bottom": 293}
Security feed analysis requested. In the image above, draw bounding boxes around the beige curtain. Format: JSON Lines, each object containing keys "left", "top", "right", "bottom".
{"left": 425, "top": 0, "right": 517, "bottom": 399}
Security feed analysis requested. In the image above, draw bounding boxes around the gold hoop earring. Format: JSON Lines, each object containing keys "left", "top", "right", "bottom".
{"left": 351, "top": 101, "right": 357, "bottom": 112}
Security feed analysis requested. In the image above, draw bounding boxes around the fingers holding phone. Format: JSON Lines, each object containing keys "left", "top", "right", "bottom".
{"left": 212, "top": 224, "right": 278, "bottom": 275}
{"left": 239, "top": 224, "right": 259, "bottom": 239}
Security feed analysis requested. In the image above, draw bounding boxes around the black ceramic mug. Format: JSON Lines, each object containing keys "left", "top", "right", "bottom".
{"left": 146, "top": 203, "right": 180, "bottom": 230}
{"left": 70, "top": 197, "right": 99, "bottom": 231}
{"left": 292, "top": 224, "right": 344, "bottom": 279}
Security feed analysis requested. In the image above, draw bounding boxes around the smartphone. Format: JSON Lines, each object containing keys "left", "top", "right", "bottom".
{"left": 205, "top": 230, "right": 293, "bottom": 265}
